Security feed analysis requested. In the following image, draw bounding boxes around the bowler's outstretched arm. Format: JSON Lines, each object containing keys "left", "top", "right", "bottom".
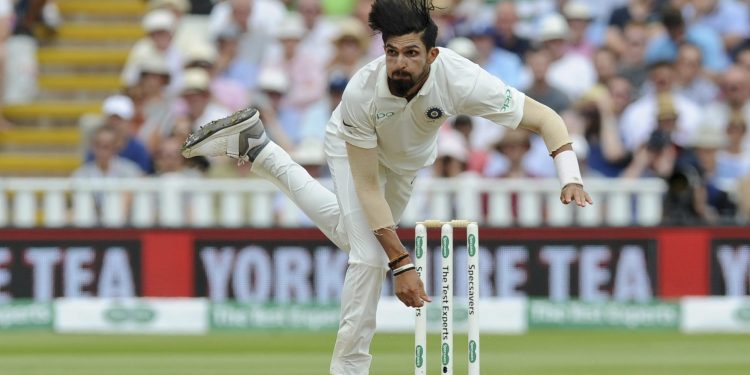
{"left": 518, "top": 96, "right": 594, "bottom": 207}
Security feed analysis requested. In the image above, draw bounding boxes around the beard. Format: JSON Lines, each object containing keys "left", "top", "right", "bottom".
{"left": 388, "top": 71, "right": 416, "bottom": 97}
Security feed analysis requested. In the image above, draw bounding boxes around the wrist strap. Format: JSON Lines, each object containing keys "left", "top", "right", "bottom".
{"left": 392, "top": 263, "right": 415, "bottom": 277}
{"left": 553, "top": 150, "right": 584, "bottom": 188}
{"left": 388, "top": 253, "right": 410, "bottom": 269}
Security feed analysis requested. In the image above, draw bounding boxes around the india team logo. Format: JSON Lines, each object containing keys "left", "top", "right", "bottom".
{"left": 425, "top": 106, "right": 444, "bottom": 120}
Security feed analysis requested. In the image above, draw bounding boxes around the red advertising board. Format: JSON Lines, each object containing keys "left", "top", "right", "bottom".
{"left": 0, "top": 227, "right": 747, "bottom": 302}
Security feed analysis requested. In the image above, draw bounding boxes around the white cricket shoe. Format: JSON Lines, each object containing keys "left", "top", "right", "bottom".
{"left": 181, "top": 107, "right": 269, "bottom": 163}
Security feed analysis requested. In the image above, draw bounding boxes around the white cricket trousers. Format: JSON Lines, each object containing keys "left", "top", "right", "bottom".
{"left": 250, "top": 137, "right": 415, "bottom": 375}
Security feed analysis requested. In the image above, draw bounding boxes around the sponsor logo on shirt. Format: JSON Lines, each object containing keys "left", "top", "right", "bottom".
{"left": 376, "top": 112, "right": 395, "bottom": 120}
{"left": 501, "top": 88, "right": 513, "bottom": 112}
{"left": 425, "top": 106, "right": 444, "bottom": 120}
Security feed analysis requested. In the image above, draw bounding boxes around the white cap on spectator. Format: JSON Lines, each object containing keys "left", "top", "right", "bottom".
{"left": 185, "top": 43, "right": 218, "bottom": 65}
{"left": 563, "top": 1, "right": 593, "bottom": 21}
{"left": 138, "top": 55, "right": 171, "bottom": 76}
{"left": 258, "top": 69, "right": 289, "bottom": 93}
{"left": 149, "top": 0, "right": 190, "bottom": 13}
{"left": 142, "top": 9, "right": 177, "bottom": 33}
{"left": 275, "top": 13, "right": 306, "bottom": 40}
{"left": 691, "top": 124, "right": 727, "bottom": 149}
{"left": 102, "top": 95, "right": 135, "bottom": 120}
{"left": 537, "top": 13, "right": 569, "bottom": 42}
{"left": 182, "top": 68, "right": 211, "bottom": 94}
{"left": 438, "top": 129, "right": 468, "bottom": 162}
{"left": 291, "top": 138, "right": 326, "bottom": 165}
{"left": 333, "top": 17, "right": 369, "bottom": 49}
{"left": 446, "top": 37, "right": 478, "bottom": 62}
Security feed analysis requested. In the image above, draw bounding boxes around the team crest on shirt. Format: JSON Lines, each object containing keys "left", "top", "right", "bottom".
{"left": 425, "top": 106, "right": 444, "bottom": 120}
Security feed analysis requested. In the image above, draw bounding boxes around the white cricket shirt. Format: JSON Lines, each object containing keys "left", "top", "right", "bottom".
{"left": 334, "top": 47, "right": 525, "bottom": 173}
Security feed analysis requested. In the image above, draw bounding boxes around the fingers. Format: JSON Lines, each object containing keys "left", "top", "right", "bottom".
{"left": 561, "top": 188, "right": 594, "bottom": 207}
{"left": 584, "top": 191, "right": 594, "bottom": 205}
{"left": 396, "top": 288, "right": 431, "bottom": 308}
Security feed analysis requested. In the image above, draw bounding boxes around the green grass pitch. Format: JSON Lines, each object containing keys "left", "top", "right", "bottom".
{"left": 1, "top": 331, "right": 749, "bottom": 375}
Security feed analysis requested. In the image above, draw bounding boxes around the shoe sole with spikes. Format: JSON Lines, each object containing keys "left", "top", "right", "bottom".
{"left": 181, "top": 107, "right": 263, "bottom": 159}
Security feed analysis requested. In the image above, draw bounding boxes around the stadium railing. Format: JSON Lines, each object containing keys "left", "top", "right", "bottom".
{"left": 0, "top": 177, "right": 666, "bottom": 228}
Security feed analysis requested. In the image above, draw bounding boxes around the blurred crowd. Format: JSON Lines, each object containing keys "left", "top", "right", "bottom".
{"left": 4, "top": 0, "right": 750, "bottom": 225}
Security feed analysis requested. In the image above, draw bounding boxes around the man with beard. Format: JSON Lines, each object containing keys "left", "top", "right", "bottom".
{"left": 181, "top": 1, "right": 592, "bottom": 373}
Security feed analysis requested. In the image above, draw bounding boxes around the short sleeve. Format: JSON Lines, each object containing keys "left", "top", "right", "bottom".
{"left": 458, "top": 69, "right": 525, "bottom": 130}
{"left": 337, "top": 84, "right": 377, "bottom": 149}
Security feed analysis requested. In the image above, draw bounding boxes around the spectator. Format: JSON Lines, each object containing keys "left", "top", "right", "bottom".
{"left": 183, "top": 42, "right": 250, "bottom": 111}
{"left": 661, "top": 161, "right": 711, "bottom": 225}
{"left": 492, "top": 0, "right": 532, "bottom": 60}
{"left": 213, "top": 24, "right": 259, "bottom": 91}
{"left": 175, "top": 68, "right": 232, "bottom": 133}
{"left": 121, "top": 9, "right": 184, "bottom": 94}
{"left": 253, "top": 68, "right": 296, "bottom": 150}
{"left": 209, "top": 0, "right": 287, "bottom": 37}
{"left": 449, "top": 114, "right": 490, "bottom": 175}
{"left": 148, "top": 0, "right": 193, "bottom": 52}
{"left": 327, "top": 17, "right": 370, "bottom": 81}
{"left": 563, "top": 1, "right": 597, "bottom": 58}
{"left": 465, "top": 25, "right": 524, "bottom": 87}
{"left": 483, "top": 129, "right": 535, "bottom": 179}
{"left": 617, "top": 21, "right": 650, "bottom": 89}
{"left": 535, "top": 13, "right": 596, "bottom": 101}
{"left": 210, "top": 0, "right": 273, "bottom": 90}
{"left": 299, "top": 75, "right": 348, "bottom": 145}
{"left": 608, "top": 76, "right": 635, "bottom": 119}
{"left": 685, "top": 0, "right": 750, "bottom": 51}
{"left": 71, "top": 124, "right": 143, "bottom": 223}
{"left": 431, "top": 0, "right": 459, "bottom": 46}
{"left": 593, "top": 46, "right": 620, "bottom": 86}
{"left": 130, "top": 56, "right": 176, "bottom": 154}
{"left": 703, "top": 65, "right": 750, "bottom": 149}
{"left": 12, "top": 0, "right": 60, "bottom": 37}
{"left": 675, "top": 43, "right": 720, "bottom": 103}
{"left": 689, "top": 123, "right": 737, "bottom": 222}
{"left": 263, "top": 12, "right": 327, "bottom": 113}
{"left": 352, "top": 0, "right": 385, "bottom": 60}
{"left": 622, "top": 93, "right": 694, "bottom": 179}
{"left": 619, "top": 61, "right": 702, "bottom": 151}
{"left": 433, "top": 129, "right": 474, "bottom": 179}
{"left": 154, "top": 136, "right": 203, "bottom": 178}
{"left": 523, "top": 47, "right": 571, "bottom": 114}
{"left": 73, "top": 125, "right": 143, "bottom": 179}
{"left": 606, "top": 0, "right": 660, "bottom": 55}
{"left": 644, "top": 6, "right": 729, "bottom": 74}
{"left": 85, "top": 95, "right": 154, "bottom": 174}
{"left": 716, "top": 113, "right": 750, "bottom": 180}
{"left": 574, "top": 86, "right": 631, "bottom": 177}
{"left": 296, "top": 0, "right": 337, "bottom": 63}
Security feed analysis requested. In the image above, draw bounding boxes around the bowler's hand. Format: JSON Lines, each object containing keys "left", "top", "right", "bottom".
{"left": 394, "top": 270, "right": 431, "bottom": 308}
{"left": 560, "top": 183, "right": 593, "bottom": 207}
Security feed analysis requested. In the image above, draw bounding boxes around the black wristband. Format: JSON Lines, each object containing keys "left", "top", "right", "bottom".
{"left": 388, "top": 253, "right": 410, "bottom": 269}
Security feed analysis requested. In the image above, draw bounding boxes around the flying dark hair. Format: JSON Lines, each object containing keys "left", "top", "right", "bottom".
{"left": 368, "top": 0, "right": 438, "bottom": 50}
